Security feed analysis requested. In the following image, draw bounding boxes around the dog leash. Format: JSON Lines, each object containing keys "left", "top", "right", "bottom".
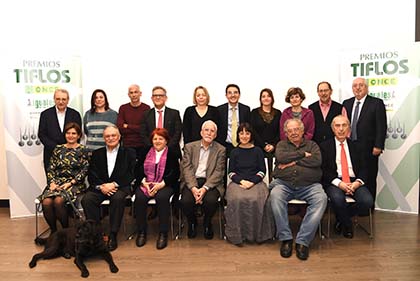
{"left": 59, "top": 190, "right": 85, "bottom": 221}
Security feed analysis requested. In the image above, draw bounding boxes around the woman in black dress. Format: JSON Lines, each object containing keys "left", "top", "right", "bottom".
{"left": 182, "top": 86, "right": 219, "bottom": 144}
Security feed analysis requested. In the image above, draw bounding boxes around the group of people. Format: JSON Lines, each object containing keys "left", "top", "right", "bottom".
{"left": 36, "top": 77, "right": 387, "bottom": 260}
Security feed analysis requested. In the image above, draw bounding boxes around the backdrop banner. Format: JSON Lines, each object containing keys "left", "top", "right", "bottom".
{"left": 0, "top": 55, "right": 83, "bottom": 218}
{"left": 339, "top": 43, "right": 420, "bottom": 214}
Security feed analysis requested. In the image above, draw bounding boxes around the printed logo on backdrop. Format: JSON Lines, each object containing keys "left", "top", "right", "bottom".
{"left": 1, "top": 55, "right": 83, "bottom": 218}
{"left": 339, "top": 44, "right": 420, "bottom": 213}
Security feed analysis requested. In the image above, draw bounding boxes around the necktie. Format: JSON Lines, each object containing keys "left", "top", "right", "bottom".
{"left": 231, "top": 107, "right": 238, "bottom": 147}
{"left": 157, "top": 110, "right": 163, "bottom": 128}
{"left": 340, "top": 143, "right": 350, "bottom": 183}
{"left": 350, "top": 101, "right": 360, "bottom": 141}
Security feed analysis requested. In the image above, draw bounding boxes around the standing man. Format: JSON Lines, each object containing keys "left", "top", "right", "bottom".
{"left": 309, "top": 81, "right": 347, "bottom": 144}
{"left": 81, "top": 125, "right": 136, "bottom": 251}
{"left": 320, "top": 115, "right": 373, "bottom": 238}
{"left": 269, "top": 118, "right": 327, "bottom": 261}
{"left": 343, "top": 77, "right": 387, "bottom": 203}
{"left": 180, "top": 120, "right": 226, "bottom": 240}
{"left": 140, "top": 86, "right": 182, "bottom": 160}
{"left": 38, "top": 88, "right": 82, "bottom": 174}
{"left": 217, "top": 84, "right": 251, "bottom": 156}
{"left": 117, "top": 84, "right": 150, "bottom": 161}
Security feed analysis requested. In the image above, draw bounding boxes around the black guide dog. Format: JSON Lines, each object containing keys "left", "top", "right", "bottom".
{"left": 29, "top": 219, "right": 118, "bottom": 278}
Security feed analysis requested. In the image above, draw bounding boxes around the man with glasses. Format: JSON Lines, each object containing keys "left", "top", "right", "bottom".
{"left": 308, "top": 81, "right": 347, "bottom": 144}
{"left": 217, "top": 84, "right": 250, "bottom": 156}
{"left": 269, "top": 118, "right": 327, "bottom": 261}
{"left": 140, "top": 86, "right": 182, "bottom": 160}
{"left": 117, "top": 84, "right": 150, "bottom": 161}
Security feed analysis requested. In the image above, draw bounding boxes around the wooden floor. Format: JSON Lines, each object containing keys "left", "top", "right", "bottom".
{"left": 0, "top": 208, "right": 419, "bottom": 281}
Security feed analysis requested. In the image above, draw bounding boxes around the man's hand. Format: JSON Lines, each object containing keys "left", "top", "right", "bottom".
{"left": 278, "top": 161, "right": 296, "bottom": 170}
{"left": 100, "top": 182, "right": 118, "bottom": 196}
{"left": 372, "top": 147, "right": 382, "bottom": 156}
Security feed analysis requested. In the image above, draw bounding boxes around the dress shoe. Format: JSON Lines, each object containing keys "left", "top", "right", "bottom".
{"left": 136, "top": 231, "right": 147, "bottom": 247}
{"left": 280, "top": 240, "right": 293, "bottom": 258}
{"left": 203, "top": 224, "right": 214, "bottom": 240}
{"left": 343, "top": 225, "right": 354, "bottom": 239}
{"left": 156, "top": 232, "right": 168, "bottom": 250}
{"left": 295, "top": 243, "right": 309, "bottom": 260}
{"left": 187, "top": 223, "right": 197, "bottom": 238}
{"left": 334, "top": 221, "right": 342, "bottom": 235}
{"left": 108, "top": 233, "right": 118, "bottom": 252}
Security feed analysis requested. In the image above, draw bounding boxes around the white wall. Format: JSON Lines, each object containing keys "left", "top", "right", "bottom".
{"left": 0, "top": 0, "right": 416, "bottom": 199}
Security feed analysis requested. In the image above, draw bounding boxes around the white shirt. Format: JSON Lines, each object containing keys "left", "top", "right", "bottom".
{"left": 351, "top": 95, "right": 367, "bottom": 122}
{"left": 195, "top": 142, "right": 211, "bottom": 178}
{"left": 55, "top": 107, "right": 67, "bottom": 132}
{"left": 332, "top": 138, "right": 356, "bottom": 187}
{"left": 226, "top": 104, "right": 239, "bottom": 143}
{"left": 106, "top": 144, "right": 120, "bottom": 178}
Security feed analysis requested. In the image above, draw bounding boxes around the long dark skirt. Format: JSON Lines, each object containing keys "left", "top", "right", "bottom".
{"left": 224, "top": 181, "right": 274, "bottom": 245}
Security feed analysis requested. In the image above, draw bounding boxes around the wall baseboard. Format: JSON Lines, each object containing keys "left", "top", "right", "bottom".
{"left": 0, "top": 200, "right": 10, "bottom": 208}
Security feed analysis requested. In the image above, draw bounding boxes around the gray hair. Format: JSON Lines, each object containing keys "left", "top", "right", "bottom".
{"left": 201, "top": 120, "right": 218, "bottom": 132}
{"left": 284, "top": 118, "right": 304, "bottom": 132}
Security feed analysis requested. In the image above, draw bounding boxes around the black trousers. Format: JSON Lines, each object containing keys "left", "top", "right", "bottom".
{"left": 81, "top": 188, "right": 130, "bottom": 234}
{"left": 134, "top": 186, "right": 173, "bottom": 233}
{"left": 180, "top": 178, "right": 220, "bottom": 226}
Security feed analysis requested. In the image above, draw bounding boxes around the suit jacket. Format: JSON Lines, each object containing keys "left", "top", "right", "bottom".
{"left": 216, "top": 102, "right": 251, "bottom": 147}
{"left": 343, "top": 95, "right": 387, "bottom": 150}
{"left": 38, "top": 106, "right": 82, "bottom": 168}
{"left": 180, "top": 140, "right": 226, "bottom": 196}
{"left": 140, "top": 107, "right": 182, "bottom": 159}
{"left": 320, "top": 138, "right": 368, "bottom": 188}
{"left": 136, "top": 147, "right": 180, "bottom": 187}
{"left": 88, "top": 146, "right": 136, "bottom": 193}
{"left": 308, "top": 100, "right": 343, "bottom": 144}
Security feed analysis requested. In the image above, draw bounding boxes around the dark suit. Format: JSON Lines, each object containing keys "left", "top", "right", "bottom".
{"left": 308, "top": 101, "right": 343, "bottom": 144}
{"left": 38, "top": 106, "right": 82, "bottom": 172}
{"left": 81, "top": 146, "right": 136, "bottom": 234}
{"left": 216, "top": 102, "right": 251, "bottom": 155}
{"left": 343, "top": 95, "right": 387, "bottom": 202}
{"left": 140, "top": 107, "right": 182, "bottom": 159}
{"left": 320, "top": 138, "right": 373, "bottom": 227}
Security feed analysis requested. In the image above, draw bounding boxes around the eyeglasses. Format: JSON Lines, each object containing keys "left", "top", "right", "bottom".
{"left": 286, "top": 128, "right": 302, "bottom": 133}
{"left": 318, "top": 89, "right": 330, "bottom": 93}
{"left": 152, "top": 94, "right": 166, "bottom": 98}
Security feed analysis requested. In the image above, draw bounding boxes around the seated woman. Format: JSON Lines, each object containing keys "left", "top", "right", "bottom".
{"left": 38, "top": 122, "right": 90, "bottom": 235}
{"left": 134, "top": 128, "right": 180, "bottom": 250}
{"left": 225, "top": 123, "right": 274, "bottom": 246}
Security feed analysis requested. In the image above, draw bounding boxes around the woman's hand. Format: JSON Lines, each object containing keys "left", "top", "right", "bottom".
{"left": 49, "top": 182, "right": 59, "bottom": 191}
{"left": 60, "top": 182, "right": 73, "bottom": 191}
{"left": 239, "top": 180, "right": 254, "bottom": 189}
{"left": 149, "top": 181, "right": 165, "bottom": 196}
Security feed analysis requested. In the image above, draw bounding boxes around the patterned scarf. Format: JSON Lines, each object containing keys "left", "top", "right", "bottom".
{"left": 141, "top": 146, "right": 168, "bottom": 197}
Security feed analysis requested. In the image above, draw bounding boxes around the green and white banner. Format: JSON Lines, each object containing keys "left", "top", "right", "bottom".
{"left": 339, "top": 43, "right": 420, "bottom": 214}
{"left": 0, "top": 54, "right": 83, "bottom": 218}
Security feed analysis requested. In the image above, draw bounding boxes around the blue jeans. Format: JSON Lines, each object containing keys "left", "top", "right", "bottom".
{"left": 269, "top": 179, "right": 327, "bottom": 247}
{"left": 326, "top": 184, "right": 373, "bottom": 228}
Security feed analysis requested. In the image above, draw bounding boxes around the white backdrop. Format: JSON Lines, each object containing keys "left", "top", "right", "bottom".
{"left": 0, "top": 0, "right": 417, "bottom": 215}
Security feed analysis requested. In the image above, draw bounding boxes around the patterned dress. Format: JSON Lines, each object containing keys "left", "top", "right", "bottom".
{"left": 40, "top": 144, "right": 90, "bottom": 202}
